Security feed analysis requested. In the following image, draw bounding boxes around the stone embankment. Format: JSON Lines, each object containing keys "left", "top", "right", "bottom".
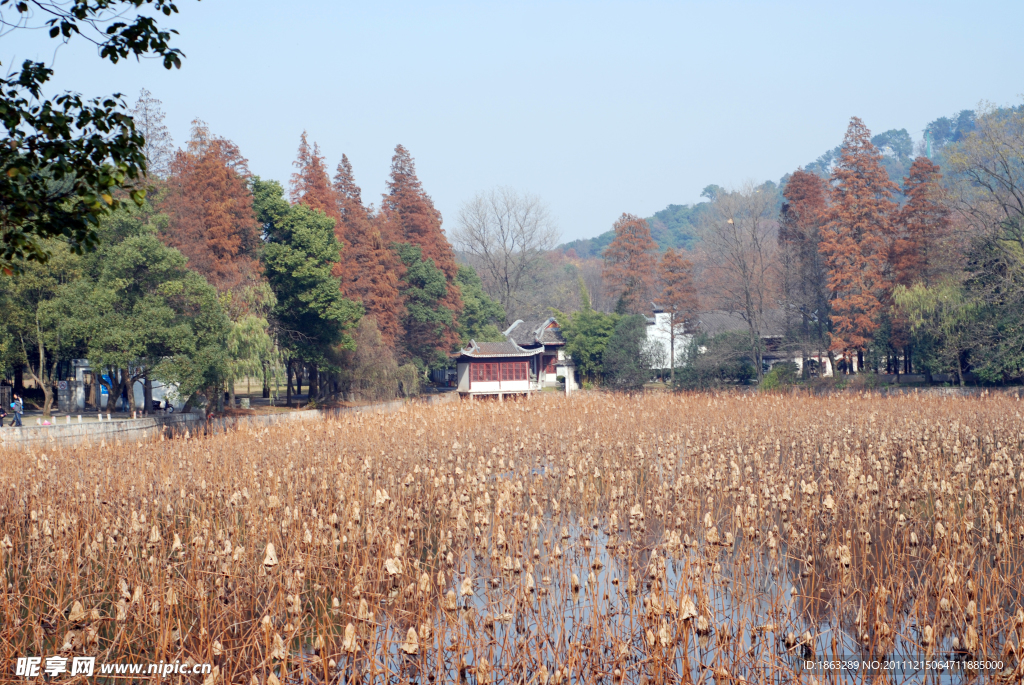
{"left": 0, "top": 392, "right": 458, "bottom": 450}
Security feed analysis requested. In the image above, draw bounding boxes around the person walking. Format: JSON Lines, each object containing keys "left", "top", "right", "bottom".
{"left": 12, "top": 394, "right": 23, "bottom": 427}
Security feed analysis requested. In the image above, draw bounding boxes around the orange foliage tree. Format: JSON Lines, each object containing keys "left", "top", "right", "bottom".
{"left": 333, "top": 155, "right": 403, "bottom": 347}
{"left": 820, "top": 117, "right": 898, "bottom": 370}
{"left": 894, "top": 157, "right": 950, "bottom": 288}
{"left": 289, "top": 132, "right": 339, "bottom": 222}
{"left": 657, "top": 248, "right": 699, "bottom": 380}
{"left": 380, "top": 145, "right": 463, "bottom": 356}
{"left": 603, "top": 213, "right": 658, "bottom": 314}
{"left": 161, "top": 119, "right": 261, "bottom": 294}
{"left": 779, "top": 169, "right": 832, "bottom": 371}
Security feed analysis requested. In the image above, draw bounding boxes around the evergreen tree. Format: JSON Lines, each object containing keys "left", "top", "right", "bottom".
{"left": 553, "top": 280, "right": 619, "bottom": 382}
{"left": 820, "top": 117, "right": 898, "bottom": 368}
{"left": 456, "top": 265, "right": 507, "bottom": 343}
{"left": 381, "top": 145, "right": 463, "bottom": 352}
{"left": 161, "top": 120, "right": 261, "bottom": 293}
{"left": 0, "top": 241, "right": 83, "bottom": 416}
{"left": 333, "top": 155, "right": 403, "bottom": 347}
{"left": 393, "top": 242, "right": 457, "bottom": 370}
{"left": 71, "top": 228, "right": 230, "bottom": 413}
{"left": 603, "top": 314, "right": 657, "bottom": 391}
{"left": 256, "top": 178, "right": 362, "bottom": 399}
{"left": 603, "top": 213, "right": 658, "bottom": 314}
{"left": 657, "top": 248, "right": 699, "bottom": 380}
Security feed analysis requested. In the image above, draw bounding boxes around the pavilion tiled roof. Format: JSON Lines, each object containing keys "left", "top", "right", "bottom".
{"left": 503, "top": 317, "right": 566, "bottom": 347}
{"left": 455, "top": 340, "right": 542, "bottom": 359}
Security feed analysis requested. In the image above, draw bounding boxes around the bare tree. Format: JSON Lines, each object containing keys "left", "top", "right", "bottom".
{"left": 453, "top": 187, "right": 559, "bottom": 324}
{"left": 131, "top": 88, "right": 174, "bottom": 179}
{"left": 698, "top": 182, "right": 781, "bottom": 382}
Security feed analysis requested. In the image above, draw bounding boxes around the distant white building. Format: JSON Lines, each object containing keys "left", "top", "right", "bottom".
{"left": 644, "top": 308, "right": 834, "bottom": 376}
{"left": 644, "top": 307, "right": 691, "bottom": 369}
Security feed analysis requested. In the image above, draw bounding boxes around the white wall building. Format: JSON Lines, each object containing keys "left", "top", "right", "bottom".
{"left": 644, "top": 307, "right": 835, "bottom": 376}
{"left": 644, "top": 308, "right": 691, "bottom": 369}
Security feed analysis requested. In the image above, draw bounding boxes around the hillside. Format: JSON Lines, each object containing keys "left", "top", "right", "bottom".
{"left": 557, "top": 108, "right": 987, "bottom": 259}
{"left": 559, "top": 202, "right": 706, "bottom": 259}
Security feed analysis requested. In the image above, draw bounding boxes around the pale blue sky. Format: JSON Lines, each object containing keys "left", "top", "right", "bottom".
{"left": 5, "top": 1, "right": 1024, "bottom": 241}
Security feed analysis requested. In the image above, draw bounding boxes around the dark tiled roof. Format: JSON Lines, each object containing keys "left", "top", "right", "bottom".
{"left": 476, "top": 341, "right": 526, "bottom": 355}
{"left": 504, "top": 319, "right": 541, "bottom": 346}
{"left": 539, "top": 325, "right": 564, "bottom": 344}
{"left": 455, "top": 340, "right": 542, "bottom": 359}
{"left": 504, "top": 317, "right": 565, "bottom": 346}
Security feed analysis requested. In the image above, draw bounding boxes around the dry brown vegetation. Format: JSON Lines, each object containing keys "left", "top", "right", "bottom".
{"left": 2, "top": 392, "right": 1024, "bottom": 684}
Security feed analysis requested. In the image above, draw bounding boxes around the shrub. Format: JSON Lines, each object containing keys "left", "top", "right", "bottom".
{"left": 673, "top": 332, "right": 756, "bottom": 390}
{"left": 396, "top": 363, "right": 421, "bottom": 398}
{"left": 760, "top": 361, "right": 799, "bottom": 391}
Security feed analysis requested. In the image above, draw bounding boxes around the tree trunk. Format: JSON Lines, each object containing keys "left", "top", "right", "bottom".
{"left": 827, "top": 350, "right": 837, "bottom": 378}
{"left": 217, "top": 381, "right": 224, "bottom": 412}
{"left": 14, "top": 365, "right": 23, "bottom": 394}
{"left": 88, "top": 377, "right": 98, "bottom": 409}
{"left": 286, "top": 361, "right": 294, "bottom": 408}
{"left": 748, "top": 326, "right": 762, "bottom": 383}
{"left": 144, "top": 376, "right": 154, "bottom": 415}
{"left": 669, "top": 335, "right": 675, "bottom": 383}
{"left": 228, "top": 376, "right": 235, "bottom": 409}
{"left": 22, "top": 327, "right": 54, "bottom": 418}
{"left": 122, "top": 369, "right": 136, "bottom": 415}
{"left": 262, "top": 362, "right": 270, "bottom": 399}
{"left": 308, "top": 363, "right": 318, "bottom": 401}
{"left": 857, "top": 350, "right": 864, "bottom": 375}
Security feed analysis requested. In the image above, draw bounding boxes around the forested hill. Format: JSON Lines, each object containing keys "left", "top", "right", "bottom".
{"left": 557, "top": 107, "right": 994, "bottom": 259}
{"left": 559, "top": 202, "right": 706, "bottom": 259}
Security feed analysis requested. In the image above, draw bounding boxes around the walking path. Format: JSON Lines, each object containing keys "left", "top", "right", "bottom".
{"left": 0, "top": 390, "right": 457, "bottom": 450}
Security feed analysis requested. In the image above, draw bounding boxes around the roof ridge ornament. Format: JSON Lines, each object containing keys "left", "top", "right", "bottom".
{"left": 502, "top": 320, "right": 525, "bottom": 339}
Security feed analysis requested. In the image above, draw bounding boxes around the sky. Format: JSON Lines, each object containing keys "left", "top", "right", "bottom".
{"left": 5, "top": 0, "right": 1024, "bottom": 242}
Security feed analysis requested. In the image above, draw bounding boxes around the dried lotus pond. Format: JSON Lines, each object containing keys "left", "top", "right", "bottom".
{"left": 2, "top": 391, "right": 1023, "bottom": 684}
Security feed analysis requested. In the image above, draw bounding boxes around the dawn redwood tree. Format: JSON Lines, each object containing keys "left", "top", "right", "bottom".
{"left": 289, "top": 133, "right": 346, "bottom": 395}
{"left": 894, "top": 157, "right": 950, "bottom": 288}
{"left": 333, "top": 155, "right": 403, "bottom": 347}
{"left": 161, "top": 120, "right": 261, "bottom": 294}
{"left": 290, "top": 132, "right": 339, "bottom": 222}
{"left": 603, "top": 213, "right": 658, "bottom": 314}
{"left": 820, "top": 117, "right": 898, "bottom": 371}
{"left": 779, "top": 169, "right": 832, "bottom": 375}
{"left": 881, "top": 157, "right": 950, "bottom": 373}
{"left": 657, "top": 248, "right": 699, "bottom": 381}
{"left": 381, "top": 145, "right": 463, "bottom": 354}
